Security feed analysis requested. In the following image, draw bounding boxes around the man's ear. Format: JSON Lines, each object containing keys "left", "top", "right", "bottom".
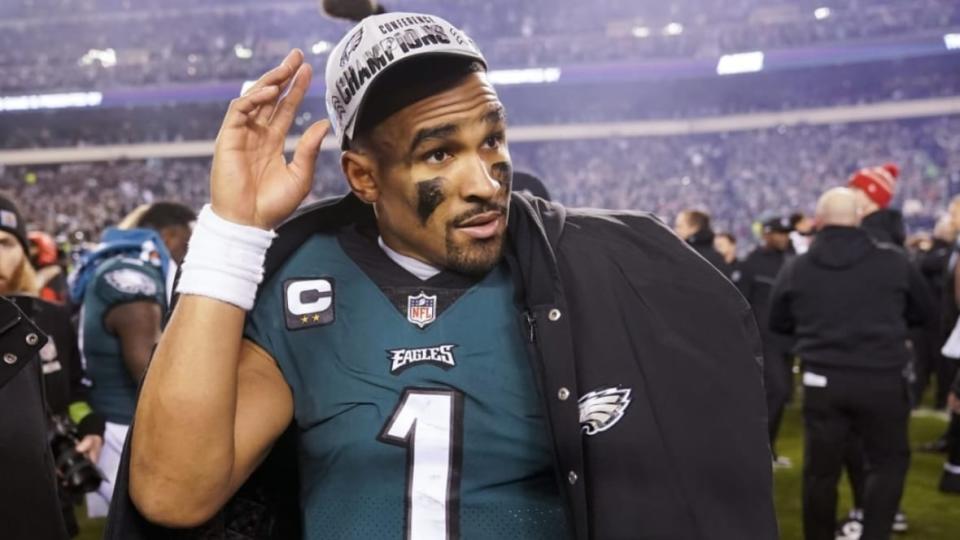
{"left": 341, "top": 150, "right": 379, "bottom": 204}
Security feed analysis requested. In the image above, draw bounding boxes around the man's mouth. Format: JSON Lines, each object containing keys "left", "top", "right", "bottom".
{"left": 454, "top": 211, "right": 503, "bottom": 240}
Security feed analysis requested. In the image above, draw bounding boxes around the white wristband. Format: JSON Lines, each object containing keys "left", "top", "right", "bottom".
{"left": 176, "top": 204, "right": 277, "bottom": 310}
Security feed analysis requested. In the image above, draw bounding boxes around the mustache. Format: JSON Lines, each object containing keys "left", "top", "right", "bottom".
{"left": 450, "top": 201, "right": 508, "bottom": 227}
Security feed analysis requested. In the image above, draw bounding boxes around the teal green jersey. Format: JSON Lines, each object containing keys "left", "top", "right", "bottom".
{"left": 244, "top": 230, "right": 569, "bottom": 540}
{"left": 80, "top": 257, "right": 166, "bottom": 424}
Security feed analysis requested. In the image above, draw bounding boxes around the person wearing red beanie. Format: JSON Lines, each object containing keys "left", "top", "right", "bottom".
{"left": 848, "top": 163, "right": 906, "bottom": 246}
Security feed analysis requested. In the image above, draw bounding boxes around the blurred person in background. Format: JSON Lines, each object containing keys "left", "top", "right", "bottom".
{"left": 939, "top": 369, "right": 960, "bottom": 493}
{"left": 69, "top": 201, "right": 194, "bottom": 517}
{"left": 714, "top": 232, "right": 739, "bottom": 266}
{"left": 0, "top": 194, "right": 105, "bottom": 537}
{"left": 936, "top": 195, "right": 960, "bottom": 493}
{"left": 675, "top": 209, "right": 731, "bottom": 275}
{"left": 790, "top": 212, "right": 817, "bottom": 255}
{"left": 737, "top": 216, "right": 795, "bottom": 467}
{"left": 844, "top": 163, "right": 913, "bottom": 534}
{"left": 913, "top": 215, "right": 956, "bottom": 414}
{"left": 849, "top": 163, "right": 905, "bottom": 247}
{"left": 29, "top": 230, "right": 70, "bottom": 304}
{"left": 769, "top": 187, "right": 932, "bottom": 540}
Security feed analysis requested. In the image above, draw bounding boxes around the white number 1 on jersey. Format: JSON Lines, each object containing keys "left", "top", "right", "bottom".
{"left": 379, "top": 388, "right": 464, "bottom": 540}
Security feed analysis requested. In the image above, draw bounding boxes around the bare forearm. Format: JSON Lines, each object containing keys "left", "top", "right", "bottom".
{"left": 130, "top": 295, "right": 246, "bottom": 522}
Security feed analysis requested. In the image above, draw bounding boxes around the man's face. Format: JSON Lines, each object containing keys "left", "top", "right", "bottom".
{"left": 353, "top": 72, "right": 512, "bottom": 276}
{"left": 674, "top": 213, "right": 695, "bottom": 240}
{"left": 949, "top": 201, "right": 960, "bottom": 230}
{"left": 713, "top": 236, "right": 735, "bottom": 262}
{"left": 765, "top": 231, "right": 791, "bottom": 251}
{"left": 852, "top": 188, "right": 878, "bottom": 217}
{"left": 160, "top": 224, "right": 193, "bottom": 266}
{"left": 0, "top": 231, "right": 25, "bottom": 293}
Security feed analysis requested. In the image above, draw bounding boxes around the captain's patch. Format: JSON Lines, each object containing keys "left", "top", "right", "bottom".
{"left": 578, "top": 386, "right": 632, "bottom": 436}
{"left": 284, "top": 278, "right": 335, "bottom": 330}
{"left": 387, "top": 344, "right": 457, "bottom": 374}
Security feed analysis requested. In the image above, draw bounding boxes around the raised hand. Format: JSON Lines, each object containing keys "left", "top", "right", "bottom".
{"left": 210, "top": 49, "right": 331, "bottom": 230}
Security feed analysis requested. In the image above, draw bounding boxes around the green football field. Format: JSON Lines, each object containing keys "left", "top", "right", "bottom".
{"left": 76, "top": 402, "right": 959, "bottom": 539}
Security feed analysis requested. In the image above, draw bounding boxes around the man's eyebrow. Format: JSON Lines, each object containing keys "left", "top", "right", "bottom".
{"left": 483, "top": 106, "right": 506, "bottom": 126}
{"left": 409, "top": 123, "right": 458, "bottom": 154}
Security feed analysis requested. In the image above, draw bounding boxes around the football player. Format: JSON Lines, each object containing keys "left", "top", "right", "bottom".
{"left": 70, "top": 202, "right": 194, "bottom": 517}
{"left": 123, "top": 13, "right": 777, "bottom": 539}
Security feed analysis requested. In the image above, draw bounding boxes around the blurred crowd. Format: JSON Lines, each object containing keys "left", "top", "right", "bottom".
{"left": 1, "top": 0, "right": 958, "bottom": 93}
{"left": 4, "top": 53, "right": 959, "bottom": 150}
{"left": 3, "top": 115, "right": 959, "bottom": 261}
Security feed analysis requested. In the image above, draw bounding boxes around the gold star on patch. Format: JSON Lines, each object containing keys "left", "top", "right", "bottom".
{"left": 312, "top": 314, "right": 321, "bottom": 322}
{"left": 300, "top": 315, "right": 309, "bottom": 324}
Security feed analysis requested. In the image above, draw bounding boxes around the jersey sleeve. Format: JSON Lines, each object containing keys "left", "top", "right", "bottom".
{"left": 243, "top": 281, "right": 284, "bottom": 369}
{"left": 92, "top": 259, "right": 165, "bottom": 309}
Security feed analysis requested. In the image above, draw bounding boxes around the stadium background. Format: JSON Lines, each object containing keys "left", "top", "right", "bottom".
{"left": 1, "top": 0, "right": 959, "bottom": 537}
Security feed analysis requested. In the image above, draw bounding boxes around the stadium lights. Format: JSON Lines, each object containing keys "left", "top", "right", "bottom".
{"left": 945, "top": 33, "right": 960, "bottom": 50}
{"left": 237, "top": 67, "right": 561, "bottom": 97}
{"left": 814, "top": 7, "right": 831, "bottom": 20}
{"left": 487, "top": 67, "right": 562, "bottom": 85}
{"left": 311, "top": 41, "right": 332, "bottom": 55}
{"left": 663, "top": 23, "right": 684, "bottom": 36}
{"left": 79, "top": 48, "right": 117, "bottom": 68}
{"left": 0, "top": 92, "right": 103, "bottom": 112}
{"left": 716, "top": 51, "right": 765, "bottom": 75}
{"left": 234, "top": 44, "right": 253, "bottom": 59}
{"left": 632, "top": 26, "right": 651, "bottom": 38}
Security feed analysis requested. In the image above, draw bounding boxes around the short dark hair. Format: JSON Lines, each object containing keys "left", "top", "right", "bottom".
{"left": 716, "top": 232, "right": 736, "bottom": 244}
{"left": 682, "top": 210, "right": 711, "bottom": 232}
{"left": 347, "top": 55, "right": 486, "bottom": 150}
{"left": 136, "top": 202, "right": 196, "bottom": 231}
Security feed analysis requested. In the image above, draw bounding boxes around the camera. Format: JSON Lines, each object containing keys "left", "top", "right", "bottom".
{"left": 48, "top": 414, "right": 103, "bottom": 495}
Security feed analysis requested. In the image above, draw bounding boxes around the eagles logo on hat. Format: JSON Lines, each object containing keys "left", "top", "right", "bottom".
{"left": 324, "top": 12, "right": 486, "bottom": 148}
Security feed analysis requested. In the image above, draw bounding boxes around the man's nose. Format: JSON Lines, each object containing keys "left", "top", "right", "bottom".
{"left": 460, "top": 155, "right": 501, "bottom": 200}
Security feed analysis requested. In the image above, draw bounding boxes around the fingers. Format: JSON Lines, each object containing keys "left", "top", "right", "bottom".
{"left": 269, "top": 63, "right": 314, "bottom": 140}
{"left": 246, "top": 49, "right": 303, "bottom": 97}
{"left": 219, "top": 49, "right": 304, "bottom": 133}
{"left": 288, "top": 119, "right": 331, "bottom": 184}
{"left": 250, "top": 49, "right": 304, "bottom": 125}
{"left": 221, "top": 85, "right": 281, "bottom": 131}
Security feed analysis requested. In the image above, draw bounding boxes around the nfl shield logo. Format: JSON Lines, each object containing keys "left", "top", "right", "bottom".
{"left": 407, "top": 292, "right": 437, "bottom": 328}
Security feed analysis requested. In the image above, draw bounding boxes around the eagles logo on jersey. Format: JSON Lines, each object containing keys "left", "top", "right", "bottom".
{"left": 104, "top": 268, "right": 159, "bottom": 296}
{"left": 578, "top": 386, "right": 633, "bottom": 436}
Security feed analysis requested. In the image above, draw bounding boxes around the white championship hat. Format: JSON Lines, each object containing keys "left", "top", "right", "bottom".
{"left": 324, "top": 12, "right": 486, "bottom": 148}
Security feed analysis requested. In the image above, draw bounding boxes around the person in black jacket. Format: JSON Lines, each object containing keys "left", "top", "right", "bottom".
{"left": 674, "top": 209, "right": 731, "bottom": 276}
{"left": 769, "top": 187, "right": 933, "bottom": 540}
{"left": 714, "top": 232, "right": 741, "bottom": 275}
{"left": 941, "top": 370, "right": 960, "bottom": 493}
{"left": 0, "top": 296, "right": 69, "bottom": 540}
{"left": 1, "top": 195, "right": 106, "bottom": 536}
{"left": 913, "top": 216, "right": 956, "bottom": 409}
{"left": 107, "top": 13, "right": 778, "bottom": 540}
{"left": 738, "top": 216, "right": 795, "bottom": 464}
